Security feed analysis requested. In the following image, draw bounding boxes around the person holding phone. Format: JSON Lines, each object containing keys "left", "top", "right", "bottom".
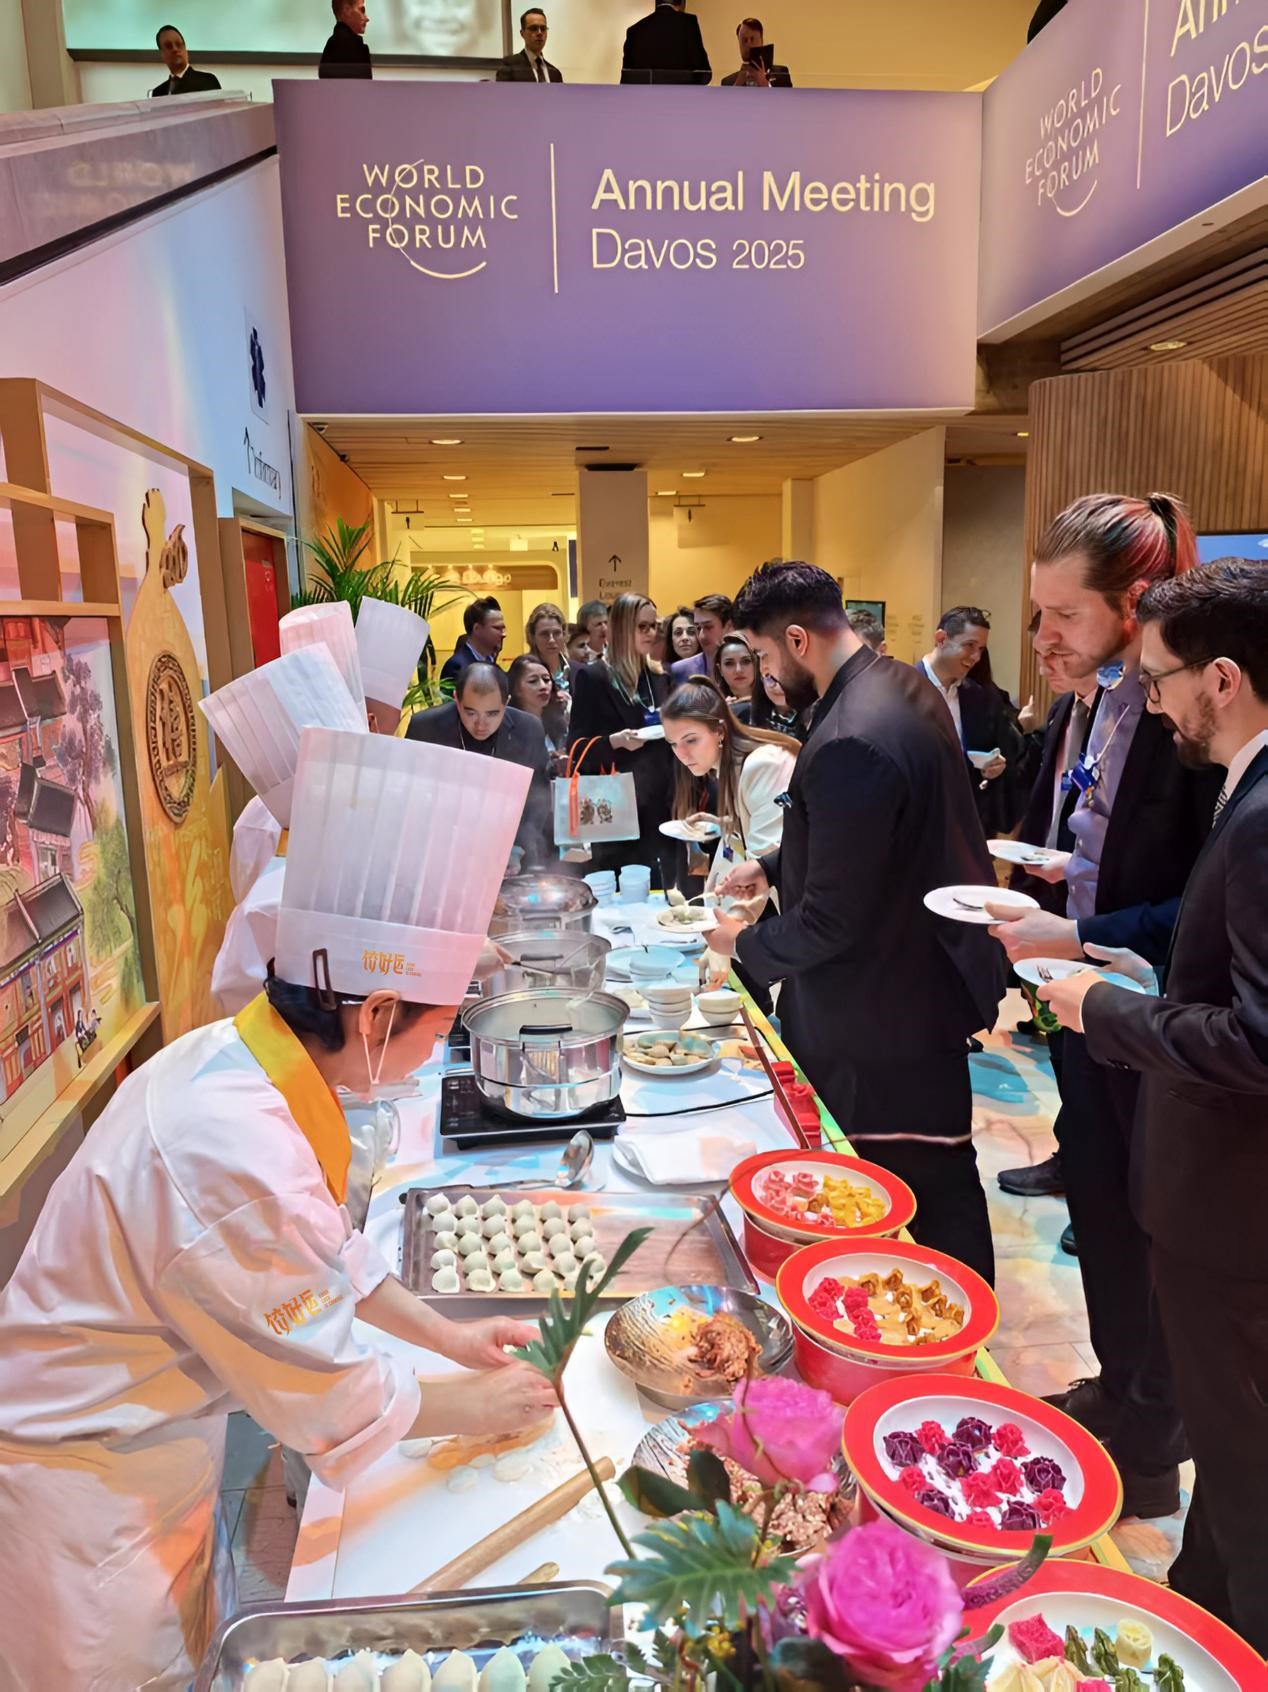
{"left": 721, "top": 17, "right": 793, "bottom": 86}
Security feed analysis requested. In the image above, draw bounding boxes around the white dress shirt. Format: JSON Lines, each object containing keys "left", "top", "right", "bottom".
{"left": 1223, "top": 727, "right": 1268, "bottom": 800}
{"left": 920, "top": 656, "right": 962, "bottom": 743}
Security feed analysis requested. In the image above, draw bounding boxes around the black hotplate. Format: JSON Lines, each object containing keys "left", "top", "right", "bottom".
{"left": 439, "top": 1069, "right": 625, "bottom": 1153}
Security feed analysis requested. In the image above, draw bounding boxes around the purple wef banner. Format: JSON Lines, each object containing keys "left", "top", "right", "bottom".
{"left": 979, "top": 0, "right": 1268, "bottom": 336}
{"left": 274, "top": 83, "right": 981, "bottom": 416}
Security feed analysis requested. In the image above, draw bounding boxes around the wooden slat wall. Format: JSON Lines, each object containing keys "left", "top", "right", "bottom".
{"left": 1019, "top": 355, "right": 1268, "bottom": 704}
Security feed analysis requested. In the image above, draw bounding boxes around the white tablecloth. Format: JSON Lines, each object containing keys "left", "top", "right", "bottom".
{"left": 287, "top": 895, "right": 796, "bottom": 1603}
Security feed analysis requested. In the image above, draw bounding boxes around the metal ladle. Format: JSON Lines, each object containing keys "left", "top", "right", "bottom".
{"left": 494, "top": 1128, "right": 596, "bottom": 1192}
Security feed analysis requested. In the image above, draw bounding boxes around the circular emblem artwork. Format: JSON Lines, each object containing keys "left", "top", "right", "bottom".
{"left": 146, "top": 653, "right": 197, "bottom": 824}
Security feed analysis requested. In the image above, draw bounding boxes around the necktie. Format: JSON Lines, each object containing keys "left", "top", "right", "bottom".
{"left": 534, "top": 56, "right": 546, "bottom": 81}
{"left": 1046, "top": 695, "right": 1090, "bottom": 848}
{"left": 1213, "top": 783, "right": 1228, "bottom": 826}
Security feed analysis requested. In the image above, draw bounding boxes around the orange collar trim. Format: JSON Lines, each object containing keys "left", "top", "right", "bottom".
{"left": 234, "top": 993, "right": 349, "bottom": 1202}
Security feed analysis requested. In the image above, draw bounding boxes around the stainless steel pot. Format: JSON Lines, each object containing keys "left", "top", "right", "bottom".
{"left": 462, "top": 989, "right": 628, "bottom": 1120}
{"left": 490, "top": 874, "right": 597, "bottom": 937}
{"left": 481, "top": 930, "right": 612, "bottom": 999}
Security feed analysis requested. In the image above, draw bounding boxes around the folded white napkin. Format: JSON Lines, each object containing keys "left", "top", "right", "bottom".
{"left": 614, "top": 1125, "right": 757, "bottom": 1185}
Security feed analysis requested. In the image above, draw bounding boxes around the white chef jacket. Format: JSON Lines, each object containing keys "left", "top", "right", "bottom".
{"left": 704, "top": 742, "right": 796, "bottom": 907}
{"left": 213, "top": 854, "right": 285, "bottom": 1014}
{"left": 229, "top": 793, "right": 283, "bottom": 902}
{"left": 0, "top": 1017, "right": 420, "bottom": 1692}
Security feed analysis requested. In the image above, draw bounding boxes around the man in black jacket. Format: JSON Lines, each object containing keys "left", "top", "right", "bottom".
{"left": 988, "top": 492, "right": 1220, "bottom": 1520}
{"left": 152, "top": 25, "right": 222, "bottom": 95}
{"left": 497, "top": 9, "right": 564, "bottom": 81}
{"left": 709, "top": 562, "right": 1006, "bottom": 1283}
{"left": 407, "top": 664, "right": 552, "bottom": 867}
{"left": 440, "top": 598, "right": 506, "bottom": 686}
{"left": 320, "top": 0, "right": 372, "bottom": 79}
{"left": 1039, "top": 558, "right": 1268, "bottom": 1649}
{"left": 622, "top": 0, "right": 712, "bottom": 85}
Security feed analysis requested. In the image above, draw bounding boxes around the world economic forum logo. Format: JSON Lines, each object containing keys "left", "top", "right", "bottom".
{"left": 1024, "top": 65, "right": 1125, "bottom": 217}
{"left": 334, "top": 159, "right": 520, "bottom": 280}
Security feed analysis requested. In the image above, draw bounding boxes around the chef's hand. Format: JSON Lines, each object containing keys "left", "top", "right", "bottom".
{"left": 985, "top": 905, "right": 1083, "bottom": 962}
{"left": 414, "top": 1363, "right": 557, "bottom": 1438}
{"left": 1022, "top": 848, "right": 1070, "bottom": 885}
{"left": 981, "top": 752, "right": 1008, "bottom": 781}
{"left": 474, "top": 941, "right": 512, "bottom": 982}
{"left": 446, "top": 1315, "right": 541, "bottom": 1370}
{"left": 1083, "top": 942, "right": 1159, "bottom": 994}
{"left": 611, "top": 729, "right": 645, "bottom": 753}
{"left": 706, "top": 911, "right": 746, "bottom": 959}
{"left": 1036, "top": 968, "right": 1105, "bottom": 1034}
{"left": 715, "top": 858, "right": 769, "bottom": 899}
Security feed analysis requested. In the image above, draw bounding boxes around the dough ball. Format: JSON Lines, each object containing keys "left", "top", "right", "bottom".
{"left": 446, "top": 1466, "right": 479, "bottom": 1493}
{"left": 481, "top": 1196, "right": 508, "bottom": 1219}
{"left": 454, "top": 1195, "right": 480, "bottom": 1217}
{"left": 540, "top": 1201, "right": 563, "bottom": 1220}
{"left": 287, "top": 1662, "right": 331, "bottom": 1692}
{"left": 516, "top": 1230, "right": 543, "bottom": 1254}
{"left": 520, "top": 1252, "right": 548, "bottom": 1273}
{"left": 432, "top": 1267, "right": 461, "bottom": 1294}
{"left": 553, "top": 1251, "right": 578, "bottom": 1276}
{"left": 491, "top": 1248, "right": 518, "bottom": 1274}
{"left": 567, "top": 1205, "right": 592, "bottom": 1224}
{"left": 548, "top": 1235, "right": 574, "bottom": 1261}
{"left": 434, "top": 1232, "right": 460, "bottom": 1253}
{"left": 531, "top": 1269, "right": 558, "bottom": 1294}
{"left": 425, "top": 1191, "right": 452, "bottom": 1216}
{"left": 430, "top": 1248, "right": 457, "bottom": 1270}
{"left": 498, "top": 1269, "right": 526, "bottom": 1292}
{"left": 541, "top": 1217, "right": 567, "bottom": 1241}
{"left": 492, "top": 1454, "right": 532, "bottom": 1486}
{"left": 457, "top": 1233, "right": 486, "bottom": 1258}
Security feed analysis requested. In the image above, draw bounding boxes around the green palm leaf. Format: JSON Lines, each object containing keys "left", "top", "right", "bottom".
{"left": 545, "top": 1656, "right": 631, "bottom": 1692}
{"left": 606, "top": 1502, "right": 796, "bottom": 1632}
{"left": 514, "top": 1227, "right": 652, "bottom": 1385}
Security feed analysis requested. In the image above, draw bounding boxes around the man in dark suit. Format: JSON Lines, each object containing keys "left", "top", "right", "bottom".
{"left": 988, "top": 492, "right": 1220, "bottom": 1520}
{"left": 151, "top": 24, "right": 222, "bottom": 95}
{"left": 669, "top": 593, "right": 733, "bottom": 685}
{"left": 622, "top": 0, "right": 712, "bottom": 85}
{"left": 440, "top": 597, "right": 506, "bottom": 687}
{"left": 708, "top": 563, "right": 1006, "bottom": 1283}
{"left": 1039, "top": 558, "right": 1268, "bottom": 1650}
{"left": 720, "top": 17, "right": 793, "bottom": 86}
{"left": 497, "top": 9, "right": 564, "bottom": 81}
{"left": 919, "top": 607, "right": 1019, "bottom": 832}
{"left": 407, "top": 664, "right": 553, "bottom": 866}
{"left": 319, "top": 0, "right": 372, "bottom": 80}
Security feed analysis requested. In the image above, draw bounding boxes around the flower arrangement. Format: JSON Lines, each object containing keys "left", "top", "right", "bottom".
{"left": 514, "top": 1230, "right": 1049, "bottom": 1692}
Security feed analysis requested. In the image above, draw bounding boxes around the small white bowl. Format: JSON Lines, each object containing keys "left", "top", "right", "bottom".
{"left": 697, "top": 988, "right": 743, "bottom": 1026}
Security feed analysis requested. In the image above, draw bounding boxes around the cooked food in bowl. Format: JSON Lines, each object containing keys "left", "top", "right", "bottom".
{"left": 759, "top": 1165, "right": 888, "bottom": 1230}
{"left": 625, "top": 1032, "right": 712, "bottom": 1069}
{"left": 811, "top": 1268, "right": 966, "bottom": 1347}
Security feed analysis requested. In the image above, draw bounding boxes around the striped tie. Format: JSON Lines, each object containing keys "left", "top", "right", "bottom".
{"left": 1213, "top": 784, "right": 1228, "bottom": 826}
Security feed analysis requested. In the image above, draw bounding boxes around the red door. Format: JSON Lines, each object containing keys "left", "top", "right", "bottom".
{"left": 242, "top": 529, "right": 285, "bottom": 667}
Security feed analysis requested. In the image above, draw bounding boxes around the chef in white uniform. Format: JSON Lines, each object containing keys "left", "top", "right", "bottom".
{"left": 211, "top": 600, "right": 430, "bottom": 1016}
{"left": 0, "top": 728, "right": 547, "bottom": 1692}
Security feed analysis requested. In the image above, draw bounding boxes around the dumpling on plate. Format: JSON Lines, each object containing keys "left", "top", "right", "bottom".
{"left": 467, "top": 1271, "right": 496, "bottom": 1293}
{"left": 541, "top": 1217, "right": 567, "bottom": 1241}
{"left": 244, "top": 1663, "right": 289, "bottom": 1692}
{"left": 382, "top": 1650, "right": 431, "bottom": 1692}
{"left": 539, "top": 1201, "right": 563, "bottom": 1221}
{"left": 532, "top": 1270, "right": 557, "bottom": 1294}
{"left": 333, "top": 1653, "right": 380, "bottom": 1692}
{"left": 511, "top": 1199, "right": 537, "bottom": 1220}
{"left": 434, "top": 1651, "right": 479, "bottom": 1692}
{"left": 479, "top": 1646, "right": 527, "bottom": 1692}
{"left": 431, "top": 1249, "right": 457, "bottom": 1270}
{"left": 425, "top": 1191, "right": 452, "bottom": 1216}
{"left": 287, "top": 1662, "right": 332, "bottom": 1692}
{"left": 516, "top": 1231, "right": 543, "bottom": 1254}
{"left": 520, "top": 1252, "right": 549, "bottom": 1273}
{"left": 481, "top": 1196, "right": 508, "bottom": 1219}
{"left": 432, "top": 1267, "right": 461, "bottom": 1294}
{"left": 454, "top": 1196, "right": 480, "bottom": 1218}
{"left": 527, "top": 1646, "right": 571, "bottom": 1692}
{"left": 984, "top": 1666, "right": 1044, "bottom": 1692}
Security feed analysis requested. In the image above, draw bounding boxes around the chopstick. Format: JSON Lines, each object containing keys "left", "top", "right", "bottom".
{"left": 740, "top": 1005, "right": 814, "bottom": 1151}
{"left": 410, "top": 1457, "right": 616, "bottom": 1593}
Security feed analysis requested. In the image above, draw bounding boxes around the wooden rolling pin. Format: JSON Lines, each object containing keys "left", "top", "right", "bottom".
{"left": 411, "top": 1458, "right": 616, "bottom": 1593}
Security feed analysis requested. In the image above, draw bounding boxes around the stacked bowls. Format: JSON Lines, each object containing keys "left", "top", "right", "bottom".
{"left": 775, "top": 1238, "right": 998, "bottom": 1404}
{"left": 729, "top": 1149, "right": 916, "bottom": 1278}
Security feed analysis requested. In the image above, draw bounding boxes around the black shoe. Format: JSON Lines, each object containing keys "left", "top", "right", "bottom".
{"left": 1117, "top": 1464, "right": 1181, "bottom": 1521}
{"left": 1043, "top": 1376, "right": 1119, "bottom": 1441}
{"left": 998, "top": 1154, "right": 1064, "bottom": 1197}
{"left": 1060, "top": 1222, "right": 1078, "bottom": 1256}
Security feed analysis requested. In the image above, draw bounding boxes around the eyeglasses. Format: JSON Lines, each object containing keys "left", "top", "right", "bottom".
{"left": 635, "top": 620, "right": 660, "bottom": 634}
{"left": 1139, "top": 657, "right": 1214, "bottom": 705}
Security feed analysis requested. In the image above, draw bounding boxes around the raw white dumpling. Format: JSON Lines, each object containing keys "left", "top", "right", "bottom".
{"left": 434, "top": 1650, "right": 479, "bottom": 1692}
{"left": 498, "top": 1269, "right": 526, "bottom": 1291}
{"left": 332, "top": 1653, "right": 379, "bottom": 1692}
{"left": 434, "top": 1232, "right": 460, "bottom": 1253}
{"left": 486, "top": 1231, "right": 513, "bottom": 1254}
{"left": 512, "top": 1214, "right": 540, "bottom": 1239}
{"left": 288, "top": 1661, "right": 332, "bottom": 1692}
{"left": 982, "top": 1666, "right": 1044, "bottom": 1692}
{"left": 431, "top": 1212, "right": 458, "bottom": 1238}
{"left": 516, "top": 1231, "right": 543, "bottom": 1254}
{"left": 541, "top": 1217, "right": 567, "bottom": 1241}
{"left": 454, "top": 1195, "right": 479, "bottom": 1217}
{"left": 540, "top": 1201, "right": 563, "bottom": 1220}
{"left": 425, "top": 1191, "right": 452, "bottom": 1215}
{"left": 567, "top": 1204, "right": 592, "bottom": 1224}
{"left": 466, "top": 1271, "right": 496, "bottom": 1293}
{"left": 511, "top": 1199, "right": 537, "bottom": 1219}
{"left": 547, "top": 1235, "right": 574, "bottom": 1261}
{"left": 482, "top": 1215, "right": 508, "bottom": 1239}
{"left": 456, "top": 1215, "right": 483, "bottom": 1236}
{"left": 463, "top": 1250, "right": 491, "bottom": 1273}
{"left": 432, "top": 1267, "right": 461, "bottom": 1294}
{"left": 493, "top": 1453, "right": 531, "bottom": 1483}
{"left": 446, "top": 1467, "right": 478, "bottom": 1494}
{"left": 562, "top": 1270, "right": 580, "bottom": 1292}
{"left": 568, "top": 1220, "right": 594, "bottom": 1242}
{"left": 552, "top": 1251, "right": 578, "bottom": 1275}
{"left": 570, "top": 1234, "right": 596, "bottom": 1262}
{"left": 457, "top": 1233, "right": 486, "bottom": 1258}
{"left": 520, "top": 1251, "right": 549, "bottom": 1273}
{"left": 431, "top": 1249, "right": 457, "bottom": 1270}
{"left": 491, "top": 1248, "right": 518, "bottom": 1273}
{"left": 527, "top": 1646, "right": 571, "bottom": 1692}
{"left": 479, "top": 1647, "right": 527, "bottom": 1692}
{"left": 531, "top": 1269, "right": 557, "bottom": 1294}
{"left": 245, "top": 1662, "right": 289, "bottom": 1692}
{"left": 481, "top": 1195, "right": 508, "bottom": 1218}
{"left": 382, "top": 1650, "right": 431, "bottom": 1692}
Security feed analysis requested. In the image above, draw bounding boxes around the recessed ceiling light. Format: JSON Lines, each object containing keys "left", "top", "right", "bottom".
{"left": 456, "top": 516, "right": 472, "bottom": 524}
{"left": 1016, "top": 431, "right": 1030, "bottom": 438}
{"left": 682, "top": 470, "right": 706, "bottom": 478}
{"left": 442, "top": 474, "right": 467, "bottom": 482}
{"left": 447, "top": 491, "right": 469, "bottom": 499}
{"left": 431, "top": 437, "right": 463, "bottom": 446}
{"left": 729, "top": 434, "right": 762, "bottom": 443}
{"left": 656, "top": 489, "right": 677, "bottom": 497}
{"left": 1149, "top": 338, "right": 1188, "bottom": 352}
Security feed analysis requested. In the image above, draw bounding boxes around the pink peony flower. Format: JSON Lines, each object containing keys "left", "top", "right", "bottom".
{"left": 917, "top": 1420, "right": 948, "bottom": 1454}
{"left": 798, "top": 1519, "right": 964, "bottom": 1692}
{"left": 1034, "top": 1487, "right": 1070, "bottom": 1526}
{"left": 694, "top": 1377, "right": 841, "bottom": 1492}
{"left": 993, "top": 1422, "right": 1030, "bottom": 1458}
{"left": 989, "top": 1457, "right": 1023, "bottom": 1494}
{"left": 962, "top": 1471, "right": 1001, "bottom": 1510}
{"left": 898, "top": 1465, "right": 926, "bottom": 1495}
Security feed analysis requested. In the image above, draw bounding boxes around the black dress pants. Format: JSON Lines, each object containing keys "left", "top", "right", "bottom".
{"left": 1055, "top": 1033, "right": 1185, "bottom": 1474}
{"left": 1152, "top": 1245, "right": 1268, "bottom": 1655}
{"left": 809, "top": 1048, "right": 995, "bottom": 1287}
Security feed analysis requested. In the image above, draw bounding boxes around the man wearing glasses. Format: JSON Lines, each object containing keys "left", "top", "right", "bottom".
{"left": 497, "top": 8, "right": 563, "bottom": 80}
{"left": 1037, "top": 558, "right": 1268, "bottom": 1653}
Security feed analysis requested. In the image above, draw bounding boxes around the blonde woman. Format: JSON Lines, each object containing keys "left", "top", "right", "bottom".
{"left": 568, "top": 592, "right": 674, "bottom": 881}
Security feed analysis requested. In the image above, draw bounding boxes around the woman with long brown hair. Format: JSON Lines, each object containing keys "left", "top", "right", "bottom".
{"left": 524, "top": 602, "right": 571, "bottom": 696}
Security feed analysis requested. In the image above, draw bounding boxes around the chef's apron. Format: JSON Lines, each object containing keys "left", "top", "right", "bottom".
{"left": 0, "top": 997, "right": 351, "bottom": 1692}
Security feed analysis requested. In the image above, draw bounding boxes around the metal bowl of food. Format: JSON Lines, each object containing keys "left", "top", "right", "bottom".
{"left": 462, "top": 989, "right": 629, "bottom": 1120}
{"left": 490, "top": 875, "right": 597, "bottom": 937}
{"left": 481, "top": 931, "right": 612, "bottom": 999}
{"left": 604, "top": 1284, "right": 794, "bottom": 1411}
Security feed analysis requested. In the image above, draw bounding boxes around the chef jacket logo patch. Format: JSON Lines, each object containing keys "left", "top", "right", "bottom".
{"left": 362, "top": 948, "right": 421, "bottom": 978}
{"left": 334, "top": 160, "right": 519, "bottom": 281}
{"left": 266, "top": 1287, "right": 342, "bottom": 1336}
{"left": 145, "top": 652, "right": 197, "bottom": 825}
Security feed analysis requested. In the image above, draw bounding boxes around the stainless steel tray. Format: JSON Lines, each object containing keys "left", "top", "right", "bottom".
{"left": 402, "top": 1186, "right": 757, "bottom": 1307}
{"left": 196, "top": 1580, "right": 616, "bottom": 1692}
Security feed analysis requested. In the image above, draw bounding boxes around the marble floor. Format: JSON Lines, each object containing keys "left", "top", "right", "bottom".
{"left": 220, "top": 987, "right": 1187, "bottom": 1600}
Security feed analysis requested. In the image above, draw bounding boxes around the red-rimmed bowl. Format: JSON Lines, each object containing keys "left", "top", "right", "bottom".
{"left": 964, "top": 1558, "right": 1268, "bottom": 1690}
{"left": 730, "top": 1150, "right": 916, "bottom": 1246}
{"left": 841, "top": 1374, "right": 1122, "bottom": 1563}
{"left": 741, "top": 1210, "right": 806, "bottom": 1278}
{"left": 853, "top": 1489, "right": 1096, "bottom": 1590}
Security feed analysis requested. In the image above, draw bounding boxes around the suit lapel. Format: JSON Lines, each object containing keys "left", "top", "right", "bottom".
{"left": 1163, "top": 747, "right": 1268, "bottom": 978}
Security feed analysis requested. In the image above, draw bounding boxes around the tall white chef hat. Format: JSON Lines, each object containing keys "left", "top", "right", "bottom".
{"left": 199, "top": 647, "right": 366, "bottom": 827}
{"left": 279, "top": 601, "right": 366, "bottom": 713}
{"left": 355, "top": 596, "right": 430, "bottom": 716}
{"left": 275, "top": 728, "right": 531, "bottom": 1005}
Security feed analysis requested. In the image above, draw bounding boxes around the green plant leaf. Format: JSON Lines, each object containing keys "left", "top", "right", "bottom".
{"left": 514, "top": 1227, "right": 653, "bottom": 1384}
{"left": 619, "top": 1464, "right": 700, "bottom": 1520}
{"left": 686, "top": 1448, "right": 732, "bottom": 1513}
{"left": 605, "top": 1500, "right": 796, "bottom": 1632}
{"left": 545, "top": 1656, "right": 631, "bottom": 1692}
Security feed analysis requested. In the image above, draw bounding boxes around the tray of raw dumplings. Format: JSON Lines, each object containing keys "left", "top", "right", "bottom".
{"left": 401, "top": 1186, "right": 755, "bottom": 1306}
{"left": 196, "top": 1580, "right": 617, "bottom": 1692}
